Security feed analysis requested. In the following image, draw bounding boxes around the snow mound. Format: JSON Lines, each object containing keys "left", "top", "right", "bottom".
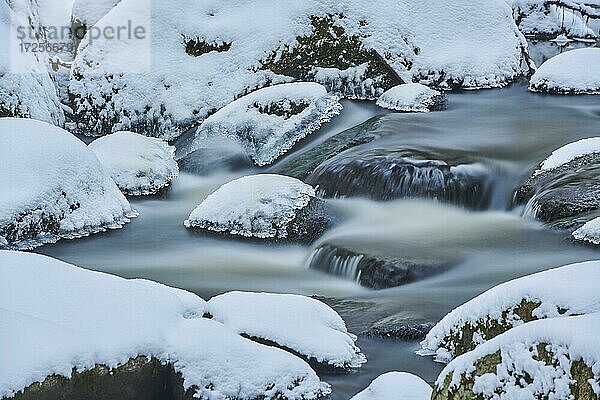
{"left": 350, "top": 372, "right": 433, "bottom": 400}
{"left": 529, "top": 48, "right": 600, "bottom": 94}
{"left": 0, "top": 2, "right": 64, "bottom": 125}
{"left": 573, "top": 217, "right": 600, "bottom": 245}
{"left": 420, "top": 260, "right": 600, "bottom": 363}
{"left": 0, "top": 251, "right": 330, "bottom": 399}
{"left": 68, "top": 0, "right": 531, "bottom": 138}
{"left": 206, "top": 291, "right": 366, "bottom": 370}
{"left": 184, "top": 174, "right": 320, "bottom": 240}
{"left": 0, "top": 118, "right": 134, "bottom": 250}
{"left": 538, "top": 137, "right": 600, "bottom": 171}
{"left": 434, "top": 312, "right": 600, "bottom": 400}
{"left": 190, "top": 83, "right": 342, "bottom": 167}
{"left": 376, "top": 83, "right": 446, "bottom": 112}
{"left": 89, "top": 131, "right": 179, "bottom": 196}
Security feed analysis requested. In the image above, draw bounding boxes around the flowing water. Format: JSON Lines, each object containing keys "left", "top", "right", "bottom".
{"left": 35, "top": 44, "right": 600, "bottom": 399}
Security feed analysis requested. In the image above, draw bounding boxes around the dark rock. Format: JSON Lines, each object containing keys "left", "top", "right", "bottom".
{"left": 12, "top": 357, "right": 196, "bottom": 400}
{"left": 308, "top": 244, "right": 452, "bottom": 290}
{"left": 361, "top": 313, "right": 434, "bottom": 340}
{"left": 306, "top": 149, "right": 493, "bottom": 209}
{"left": 514, "top": 153, "right": 600, "bottom": 229}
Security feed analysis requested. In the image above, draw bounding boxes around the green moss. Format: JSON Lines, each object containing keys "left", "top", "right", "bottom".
{"left": 432, "top": 352, "right": 501, "bottom": 400}
{"left": 253, "top": 99, "right": 310, "bottom": 119}
{"left": 260, "top": 14, "right": 402, "bottom": 98}
{"left": 183, "top": 36, "right": 232, "bottom": 57}
{"left": 570, "top": 360, "right": 599, "bottom": 400}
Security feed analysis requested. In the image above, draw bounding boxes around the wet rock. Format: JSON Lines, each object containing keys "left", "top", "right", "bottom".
{"left": 306, "top": 149, "right": 493, "bottom": 209}
{"left": 184, "top": 174, "right": 330, "bottom": 242}
{"left": 308, "top": 244, "right": 452, "bottom": 290}
{"left": 514, "top": 152, "right": 600, "bottom": 230}
{"left": 12, "top": 357, "right": 195, "bottom": 400}
{"left": 361, "top": 314, "right": 434, "bottom": 340}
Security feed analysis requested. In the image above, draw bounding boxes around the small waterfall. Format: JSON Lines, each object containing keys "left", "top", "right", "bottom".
{"left": 307, "top": 245, "right": 365, "bottom": 282}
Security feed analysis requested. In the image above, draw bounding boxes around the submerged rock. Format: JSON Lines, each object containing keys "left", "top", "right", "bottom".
{"left": 433, "top": 313, "right": 600, "bottom": 400}
{"left": 376, "top": 83, "right": 446, "bottom": 112}
{"left": 184, "top": 174, "right": 329, "bottom": 242}
{"left": 515, "top": 139, "right": 600, "bottom": 229}
{"left": 361, "top": 315, "right": 434, "bottom": 340}
{"left": 351, "top": 372, "right": 432, "bottom": 400}
{"left": 306, "top": 149, "right": 493, "bottom": 209}
{"left": 572, "top": 217, "right": 600, "bottom": 246}
{"left": 529, "top": 48, "right": 600, "bottom": 94}
{"left": 206, "top": 292, "right": 366, "bottom": 373}
{"left": 308, "top": 244, "right": 451, "bottom": 290}
{"left": 0, "top": 119, "right": 134, "bottom": 250}
{"left": 89, "top": 131, "right": 179, "bottom": 196}
{"left": 420, "top": 261, "right": 600, "bottom": 363}
{"left": 188, "top": 83, "right": 342, "bottom": 167}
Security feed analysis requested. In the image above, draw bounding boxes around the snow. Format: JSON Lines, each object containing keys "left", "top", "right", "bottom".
{"left": 529, "top": 48, "right": 600, "bottom": 94}
{"left": 71, "top": 0, "right": 121, "bottom": 29}
{"left": 0, "top": 118, "right": 134, "bottom": 249}
{"left": 189, "top": 83, "right": 342, "bottom": 167}
{"left": 0, "top": 251, "right": 330, "bottom": 399}
{"left": 89, "top": 131, "right": 179, "bottom": 196}
{"left": 376, "top": 83, "right": 445, "bottom": 112}
{"left": 184, "top": 174, "right": 317, "bottom": 239}
{"left": 68, "top": 0, "right": 531, "bottom": 138}
{"left": 436, "top": 312, "right": 600, "bottom": 399}
{"left": 420, "top": 260, "right": 600, "bottom": 363}
{"left": 509, "top": 0, "right": 596, "bottom": 39}
{"left": 350, "top": 372, "right": 433, "bottom": 400}
{"left": 537, "top": 137, "right": 600, "bottom": 171}
{"left": 573, "top": 217, "right": 600, "bottom": 245}
{"left": 206, "top": 291, "right": 366, "bottom": 369}
{"left": 0, "top": 2, "right": 64, "bottom": 125}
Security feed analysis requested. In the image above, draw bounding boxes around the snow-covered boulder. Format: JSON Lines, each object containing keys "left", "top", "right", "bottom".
{"left": 350, "top": 372, "right": 433, "bottom": 400}
{"left": 573, "top": 217, "right": 600, "bottom": 246}
{"left": 515, "top": 138, "right": 600, "bottom": 228}
{"left": 432, "top": 312, "right": 600, "bottom": 400}
{"left": 68, "top": 0, "right": 532, "bottom": 138}
{"left": 529, "top": 48, "right": 600, "bottom": 94}
{"left": 206, "top": 291, "right": 366, "bottom": 371}
{"left": 509, "top": 0, "right": 597, "bottom": 39}
{"left": 184, "top": 174, "right": 329, "bottom": 242}
{"left": 306, "top": 148, "right": 493, "bottom": 209}
{"left": 0, "top": 251, "right": 330, "bottom": 400}
{"left": 420, "top": 261, "right": 600, "bottom": 363}
{"left": 376, "top": 83, "right": 446, "bottom": 112}
{"left": 89, "top": 131, "right": 179, "bottom": 196}
{"left": 189, "top": 83, "right": 342, "bottom": 167}
{"left": 0, "top": 2, "right": 64, "bottom": 125}
{"left": 0, "top": 118, "right": 134, "bottom": 250}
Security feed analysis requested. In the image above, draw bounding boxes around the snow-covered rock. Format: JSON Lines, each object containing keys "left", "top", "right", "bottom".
{"left": 376, "top": 83, "right": 446, "bottom": 112}
{"left": 89, "top": 131, "right": 179, "bottom": 196}
{"left": 420, "top": 260, "right": 600, "bottom": 363}
{"left": 0, "top": 2, "right": 64, "bottom": 125}
{"left": 350, "top": 372, "right": 433, "bottom": 400}
{"left": 573, "top": 217, "right": 600, "bottom": 245}
{"left": 529, "top": 48, "right": 600, "bottom": 94}
{"left": 538, "top": 137, "right": 600, "bottom": 171}
{"left": 509, "top": 0, "right": 597, "bottom": 39}
{"left": 184, "top": 174, "right": 329, "bottom": 242}
{"left": 71, "top": 0, "right": 121, "bottom": 31}
{"left": 190, "top": 83, "right": 342, "bottom": 167}
{"left": 206, "top": 291, "right": 366, "bottom": 371}
{"left": 0, "top": 118, "right": 134, "bottom": 250}
{"left": 433, "top": 312, "right": 600, "bottom": 400}
{"left": 68, "top": 0, "right": 532, "bottom": 138}
{"left": 0, "top": 251, "right": 331, "bottom": 400}
{"left": 515, "top": 139, "right": 600, "bottom": 227}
